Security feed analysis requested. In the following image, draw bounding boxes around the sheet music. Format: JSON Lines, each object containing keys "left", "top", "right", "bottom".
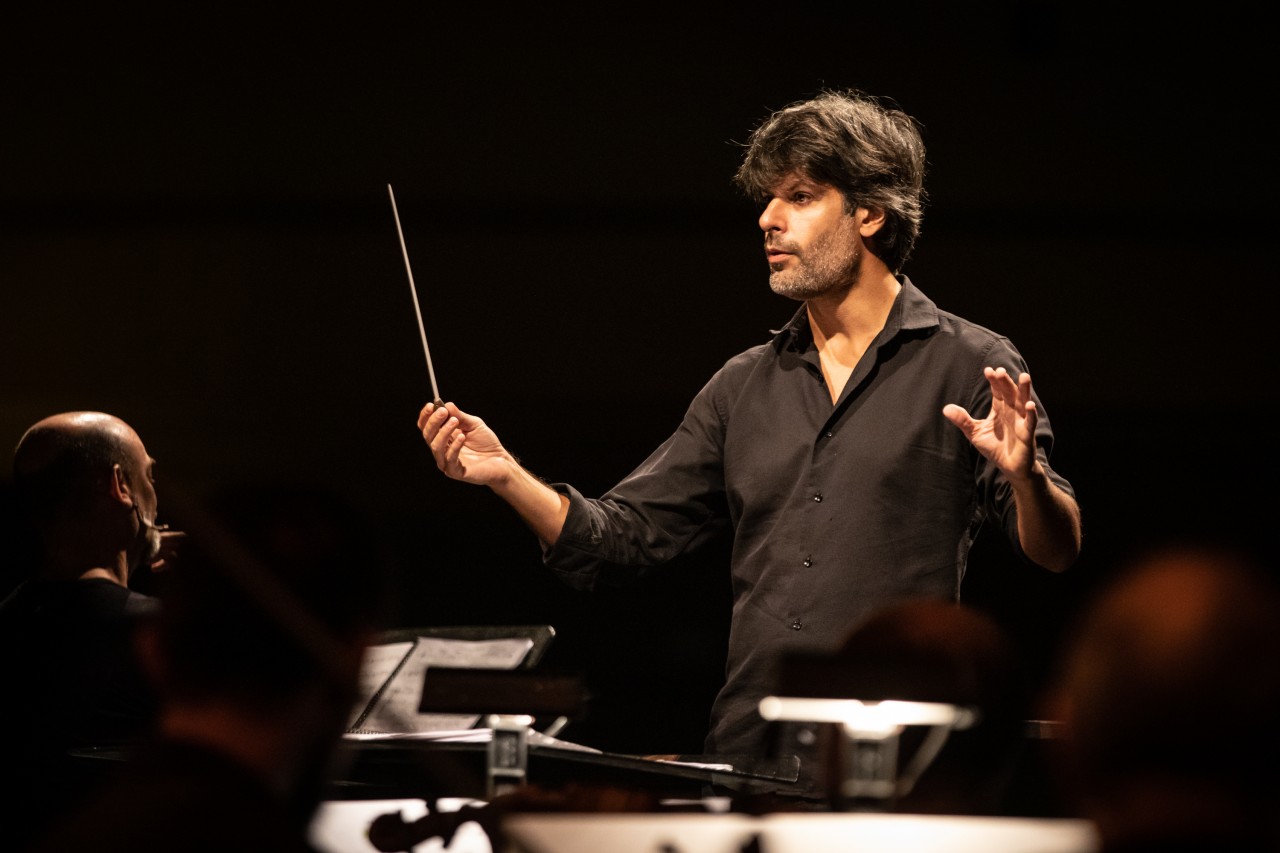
{"left": 347, "top": 641, "right": 415, "bottom": 729}
{"left": 355, "top": 637, "right": 535, "bottom": 734}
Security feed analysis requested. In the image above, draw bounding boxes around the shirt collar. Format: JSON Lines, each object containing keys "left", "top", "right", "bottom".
{"left": 893, "top": 276, "right": 941, "bottom": 334}
{"left": 770, "top": 275, "right": 940, "bottom": 352}
{"left": 769, "top": 303, "right": 812, "bottom": 351}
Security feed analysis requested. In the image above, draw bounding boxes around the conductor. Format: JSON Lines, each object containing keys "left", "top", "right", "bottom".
{"left": 416, "top": 88, "right": 1083, "bottom": 779}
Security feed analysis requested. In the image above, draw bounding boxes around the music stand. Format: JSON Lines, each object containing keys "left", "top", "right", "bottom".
{"left": 758, "top": 696, "right": 977, "bottom": 810}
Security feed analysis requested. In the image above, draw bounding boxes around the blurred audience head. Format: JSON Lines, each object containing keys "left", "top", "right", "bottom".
{"left": 1042, "top": 542, "right": 1280, "bottom": 849}
{"left": 840, "top": 598, "right": 1028, "bottom": 813}
{"left": 774, "top": 597, "right": 1029, "bottom": 814}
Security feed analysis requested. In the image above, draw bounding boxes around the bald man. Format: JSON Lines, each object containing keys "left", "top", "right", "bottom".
{"left": 0, "top": 411, "right": 178, "bottom": 847}
{"left": 1043, "top": 543, "right": 1280, "bottom": 850}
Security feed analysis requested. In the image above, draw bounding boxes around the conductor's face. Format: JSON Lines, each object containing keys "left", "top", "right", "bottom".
{"left": 760, "top": 173, "right": 863, "bottom": 301}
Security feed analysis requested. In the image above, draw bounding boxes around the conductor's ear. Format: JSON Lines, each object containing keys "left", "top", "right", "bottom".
{"left": 859, "top": 206, "right": 886, "bottom": 237}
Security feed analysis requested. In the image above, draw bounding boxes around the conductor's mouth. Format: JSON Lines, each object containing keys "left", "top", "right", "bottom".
{"left": 765, "top": 240, "right": 797, "bottom": 263}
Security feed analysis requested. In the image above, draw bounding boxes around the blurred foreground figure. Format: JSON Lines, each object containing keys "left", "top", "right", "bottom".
{"left": 771, "top": 598, "right": 1030, "bottom": 812}
{"left": 28, "top": 483, "right": 393, "bottom": 853}
{"left": 0, "top": 411, "right": 179, "bottom": 846}
{"left": 1043, "top": 543, "right": 1280, "bottom": 851}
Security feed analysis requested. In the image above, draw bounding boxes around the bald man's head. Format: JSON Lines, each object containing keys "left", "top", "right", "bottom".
{"left": 13, "top": 412, "right": 159, "bottom": 575}
{"left": 15, "top": 413, "right": 136, "bottom": 519}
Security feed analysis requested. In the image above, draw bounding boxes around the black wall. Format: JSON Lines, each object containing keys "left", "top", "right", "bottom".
{"left": 3, "top": 6, "right": 1276, "bottom": 754}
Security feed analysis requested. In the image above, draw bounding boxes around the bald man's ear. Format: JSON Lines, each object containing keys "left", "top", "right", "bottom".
{"left": 110, "top": 463, "right": 135, "bottom": 508}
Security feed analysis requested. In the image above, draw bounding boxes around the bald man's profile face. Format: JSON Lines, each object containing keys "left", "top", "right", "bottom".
{"left": 17, "top": 411, "right": 164, "bottom": 568}
{"left": 112, "top": 420, "right": 162, "bottom": 567}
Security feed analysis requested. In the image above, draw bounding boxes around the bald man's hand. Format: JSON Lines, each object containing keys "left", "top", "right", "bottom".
{"left": 148, "top": 528, "right": 187, "bottom": 573}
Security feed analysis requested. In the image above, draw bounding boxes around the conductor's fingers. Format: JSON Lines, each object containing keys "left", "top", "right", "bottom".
{"left": 442, "top": 422, "right": 466, "bottom": 472}
{"left": 422, "top": 397, "right": 442, "bottom": 425}
{"left": 1016, "top": 372, "right": 1034, "bottom": 407}
{"left": 985, "top": 366, "right": 1020, "bottom": 406}
{"left": 419, "top": 403, "right": 451, "bottom": 440}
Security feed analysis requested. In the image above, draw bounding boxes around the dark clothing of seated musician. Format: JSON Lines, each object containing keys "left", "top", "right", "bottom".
{"left": 27, "top": 483, "right": 393, "bottom": 853}
{"left": 0, "top": 580, "right": 159, "bottom": 848}
{"left": 0, "top": 412, "right": 171, "bottom": 848}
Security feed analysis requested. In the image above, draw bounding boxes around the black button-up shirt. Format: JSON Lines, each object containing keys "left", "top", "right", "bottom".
{"left": 544, "top": 277, "right": 1075, "bottom": 760}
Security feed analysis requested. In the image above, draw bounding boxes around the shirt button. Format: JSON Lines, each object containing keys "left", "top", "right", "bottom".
{"left": 825, "top": 431, "right": 833, "bottom": 438}
{"left": 791, "top": 619, "right": 803, "bottom": 630}
{"left": 812, "top": 492, "right": 823, "bottom": 503}
{"left": 803, "top": 557, "right": 812, "bottom": 567}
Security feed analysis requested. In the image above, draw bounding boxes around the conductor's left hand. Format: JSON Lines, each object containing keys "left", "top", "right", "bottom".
{"left": 942, "top": 367, "right": 1041, "bottom": 483}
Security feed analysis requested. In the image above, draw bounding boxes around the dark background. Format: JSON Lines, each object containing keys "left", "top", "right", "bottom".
{"left": 3, "top": 6, "right": 1276, "bottom": 755}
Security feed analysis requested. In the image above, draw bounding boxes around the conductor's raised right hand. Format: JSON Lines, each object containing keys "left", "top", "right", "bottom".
{"left": 417, "top": 401, "right": 514, "bottom": 487}
{"left": 417, "top": 401, "right": 570, "bottom": 546}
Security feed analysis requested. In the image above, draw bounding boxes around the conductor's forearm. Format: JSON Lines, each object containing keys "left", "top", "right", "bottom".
{"left": 1011, "top": 464, "right": 1083, "bottom": 573}
{"left": 490, "top": 463, "right": 571, "bottom": 548}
